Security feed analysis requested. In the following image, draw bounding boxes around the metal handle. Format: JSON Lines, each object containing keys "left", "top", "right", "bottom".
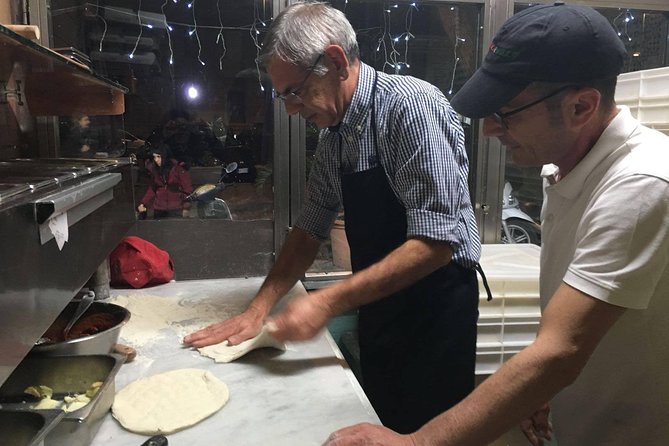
{"left": 34, "top": 173, "right": 122, "bottom": 245}
{"left": 140, "top": 435, "right": 168, "bottom": 446}
{"left": 33, "top": 173, "right": 121, "bottom": 224}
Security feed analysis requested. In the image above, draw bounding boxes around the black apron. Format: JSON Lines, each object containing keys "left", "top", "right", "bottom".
{"left": 339, "top": 74, "right": 479, "bottom": 433}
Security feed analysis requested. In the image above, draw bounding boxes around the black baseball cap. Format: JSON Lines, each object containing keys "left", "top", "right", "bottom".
{"left": 451, "top": 2, "right": 627, "bottom": 119}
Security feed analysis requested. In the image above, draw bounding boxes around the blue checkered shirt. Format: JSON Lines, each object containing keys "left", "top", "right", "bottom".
{"left": 294, "top": 62, "right": 481, "bottom": 268}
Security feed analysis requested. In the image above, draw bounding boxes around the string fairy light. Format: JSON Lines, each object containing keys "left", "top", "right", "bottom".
{"left": 376, "top": 3, "right": 418, "bottom": 74}
{"left": 400, "top": 2, "right": 418, "bottom": 69}
{"left": 378, "top": 7, "right": 400, "bottom": 73}
{"left": 129, "top": 0, "right": 143, "bottom": 59}
{"left": 613, "top": 8, "right": 635, "bottom": 42}
{"left": 448, "top": 6, "right": 462, "bottom": 95}
{"left": 161, "top": 0, "right": 174, "bottom": 65}
{"left": 216, "top": 0, "right": 227, "bottom": 70}
{"left": 191, "top": 0, "right": 205, "bottom": 66}
{"left": 94, "top": 0, "right": 109, "bottom": 52}
{"left": 249, "top": 0, "right": 266, "bottom": 91}
{"left": 84, "top": 1, "right": 268, "bottom": 86}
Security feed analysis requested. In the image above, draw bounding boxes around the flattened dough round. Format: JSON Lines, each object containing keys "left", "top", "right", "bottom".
{"left": 198, "top": 324, "right": 286, "bottom": 363}
{"left": 112, "top": 368, "right": 229, "bottom": 435}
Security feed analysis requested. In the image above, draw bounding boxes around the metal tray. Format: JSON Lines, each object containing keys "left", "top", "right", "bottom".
{"left": 0, "top": 409, "right": 65, "bottom": 446}
{"left": 0, "top": 354, "right": 125, "bottom": 446}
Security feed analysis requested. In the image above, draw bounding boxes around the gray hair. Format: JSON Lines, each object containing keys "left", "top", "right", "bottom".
{"left": 258, "top": 2, "right": 359, "bottom": 76}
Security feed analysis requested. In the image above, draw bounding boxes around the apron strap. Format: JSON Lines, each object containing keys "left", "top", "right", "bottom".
{"left": 474, "top": 263, "right": 493, "bottom": 301}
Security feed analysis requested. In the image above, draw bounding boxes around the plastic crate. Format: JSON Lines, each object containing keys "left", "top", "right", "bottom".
{"left": 477, "top": 244, "right": 541, "bottom": 318}
{"left": 475, "top": 244, "right": 541, "bottom": 374}
{"left": 477, "top": 315, "right": 540, "bottom": 347}
{"left": 475, "top": 344, "right": 526, "bottom": 375}
{"left": 616, "top": 67, "right": 669, "bottom": 136}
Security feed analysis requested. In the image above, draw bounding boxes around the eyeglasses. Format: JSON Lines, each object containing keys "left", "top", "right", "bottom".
{"left": 275, "top": 54, "right": 324, "bottom": 105}
{"left": 492, "top": 85, "right": 579, "bottom": 129}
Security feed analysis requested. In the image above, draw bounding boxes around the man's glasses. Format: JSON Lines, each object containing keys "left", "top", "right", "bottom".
{"left": 275, "top": 54, "right": 324, "bottom": 105}
{"left": 492, "top": 85, "right": 579, "bottom": 129}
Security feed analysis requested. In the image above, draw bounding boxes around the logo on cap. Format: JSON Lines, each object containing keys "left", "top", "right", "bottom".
{"left": 489, "top": 43, "right": 520, "bottom": 60}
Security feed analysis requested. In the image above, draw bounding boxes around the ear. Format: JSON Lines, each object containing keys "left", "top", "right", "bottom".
{"left": 323, "top": 45, "right": 350, "bottom": 81}
{"left": 567, "top": 88, "right": 601, "bottom": 128}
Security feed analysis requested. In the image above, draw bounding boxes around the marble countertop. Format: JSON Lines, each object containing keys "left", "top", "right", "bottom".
{"left": 91, "top": 277, "right": 379, "bottom": 446}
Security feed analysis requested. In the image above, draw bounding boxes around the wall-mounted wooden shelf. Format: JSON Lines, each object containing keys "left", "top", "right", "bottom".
{"left": 0, "top": 24, "right": 127, "bottom": 117}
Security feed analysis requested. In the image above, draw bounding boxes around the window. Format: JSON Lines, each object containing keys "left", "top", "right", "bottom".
{"left": 49, "top": 0, "right": 274, "bottom": 222}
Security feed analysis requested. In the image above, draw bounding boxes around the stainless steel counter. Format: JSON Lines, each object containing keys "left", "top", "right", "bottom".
{"left": 92, "top": 277, "right": 379, "bottom": 446}
{"left": 0, "top": 158, "right": 135, "bottom": 388}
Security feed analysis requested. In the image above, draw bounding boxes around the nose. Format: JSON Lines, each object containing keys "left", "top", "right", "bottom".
{"left": 283, "top": 101, "right": 303, "bottom": 116}
{"left": 482, "top": 116, "right": 505, "bottom": 138}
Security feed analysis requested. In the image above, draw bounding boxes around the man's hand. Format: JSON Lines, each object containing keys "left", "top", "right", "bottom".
{"left": 183, "top": 306, "right": 265, "bottom": 347}
{"left": 322, "top": 423, "right": 417, "bottom": 446}
{"left": 520, "top": 403, "right": 553, "bottom": 446}
{"left": 266, "top": 289, "right": 335, "bottom": 342}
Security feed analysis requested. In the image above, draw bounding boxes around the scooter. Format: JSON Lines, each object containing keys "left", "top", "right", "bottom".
{"left": 501, "top": 181, "right": 541, "bottom": 245}
{"left": 184, "top": 162, "right": 238, "bottom": 219}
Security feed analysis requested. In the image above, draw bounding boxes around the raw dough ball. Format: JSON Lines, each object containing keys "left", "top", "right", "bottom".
{"left": 198, "top": 324, "right": 286, "bottom": 363}
{"left": 112, "top": 368, "right": 229, "bottom": 435}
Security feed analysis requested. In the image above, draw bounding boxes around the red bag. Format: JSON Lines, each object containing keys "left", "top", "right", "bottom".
{"left": 109, "top": 236, "right": 174, "bottom": 288}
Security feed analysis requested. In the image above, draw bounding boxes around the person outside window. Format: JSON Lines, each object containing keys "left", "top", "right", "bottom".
{"left": 137, "top": 144, "right": 194, "bottom": 219}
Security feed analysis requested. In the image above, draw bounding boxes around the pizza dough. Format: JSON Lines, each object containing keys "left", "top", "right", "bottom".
{"left": 198, "top": 324, "right": 286, "bottom": 363}
{"left": 112, "top": 368, "right": 229, "bottom": 435}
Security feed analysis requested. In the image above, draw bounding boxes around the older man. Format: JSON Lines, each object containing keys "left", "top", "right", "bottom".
{"left": 185, "top": 1, "right": 482, "bottom": 433}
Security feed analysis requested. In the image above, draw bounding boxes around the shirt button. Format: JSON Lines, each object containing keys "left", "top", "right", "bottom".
{"left": 356, "top": 125, "right": 363, "bottom": 133}
{"left": 347, "top": 136, "right": 354, "bottom": 142}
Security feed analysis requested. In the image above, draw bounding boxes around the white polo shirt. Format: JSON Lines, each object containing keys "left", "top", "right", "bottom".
{"left": 540, "top": 107, "right": 669, "bottom": 445}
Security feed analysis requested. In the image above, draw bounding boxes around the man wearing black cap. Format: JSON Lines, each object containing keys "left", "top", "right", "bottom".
{"left": 324, "top": 3, "right": 669, "bottom": 445}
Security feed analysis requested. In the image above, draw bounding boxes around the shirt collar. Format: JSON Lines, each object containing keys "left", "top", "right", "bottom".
{"left": 549, "top": 106, "right": 639, "bottom": 199}
{"left": 336, "top": 62, "right": 376, "bottom": 135}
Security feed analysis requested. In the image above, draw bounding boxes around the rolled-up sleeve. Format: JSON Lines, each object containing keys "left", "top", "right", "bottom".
{"left": 294, "top": 142, "right": 342, "bottom": 241}
{"left": 386, "top": 90, "right": 473, "bottom": 253}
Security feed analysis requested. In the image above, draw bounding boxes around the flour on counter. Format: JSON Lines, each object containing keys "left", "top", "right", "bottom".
{"left": 111, "top": 294, "right": 238, "bottom": 348}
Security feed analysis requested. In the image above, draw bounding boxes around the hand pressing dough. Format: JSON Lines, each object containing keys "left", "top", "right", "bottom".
{"left": 198, "top": 324, "right": 286, "bottom": 363}
{"left": 112, "top": 368, "right": 229, "bottom": 435}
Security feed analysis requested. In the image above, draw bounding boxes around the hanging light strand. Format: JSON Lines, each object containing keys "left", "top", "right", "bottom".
{"left": 94, "top": 0, "right": 109, "bottom": 52}
{"left": 448, "top": 6, "right": 462, "bottom": 95}
{"left": 401, "top": 2, "right": 417, "bottom": 69}
{"left": 613, "top": 8, "right": 634, "bottom": 42}
{"left": 385, "top": 6, "right": 401, "bottom": 73}
{"left": 129, "top": 0, "right": 143, "bottom": 59}
{"left": 216, "top": 0, "right": 227, "bottom": 70}
{"left": 161, "top": 0, "right": 174, "bottom": 65}
{"left": 249, "top": 1, "right": 265, "bottom": 91}
{"left": 192, "top": 0, "right": 205, "bottom": 65}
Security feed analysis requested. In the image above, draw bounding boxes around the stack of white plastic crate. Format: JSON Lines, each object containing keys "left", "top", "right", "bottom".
{"left": 476, "top": 244, "right": 541, "bottom": 375}
{"left": 616, "top": 66, "right": 669, "bottom": 137}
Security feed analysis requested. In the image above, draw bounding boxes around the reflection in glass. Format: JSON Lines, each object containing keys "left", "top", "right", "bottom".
{"left": 49, "top": 0, "right": 274, "bottom": 222}
{"left": 58, "top": 113, "right": 125, "bottom": 159}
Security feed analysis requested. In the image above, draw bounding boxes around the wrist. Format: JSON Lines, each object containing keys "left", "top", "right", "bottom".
{"left": 247, "top": 301, "right": 271, "bottom": 320}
